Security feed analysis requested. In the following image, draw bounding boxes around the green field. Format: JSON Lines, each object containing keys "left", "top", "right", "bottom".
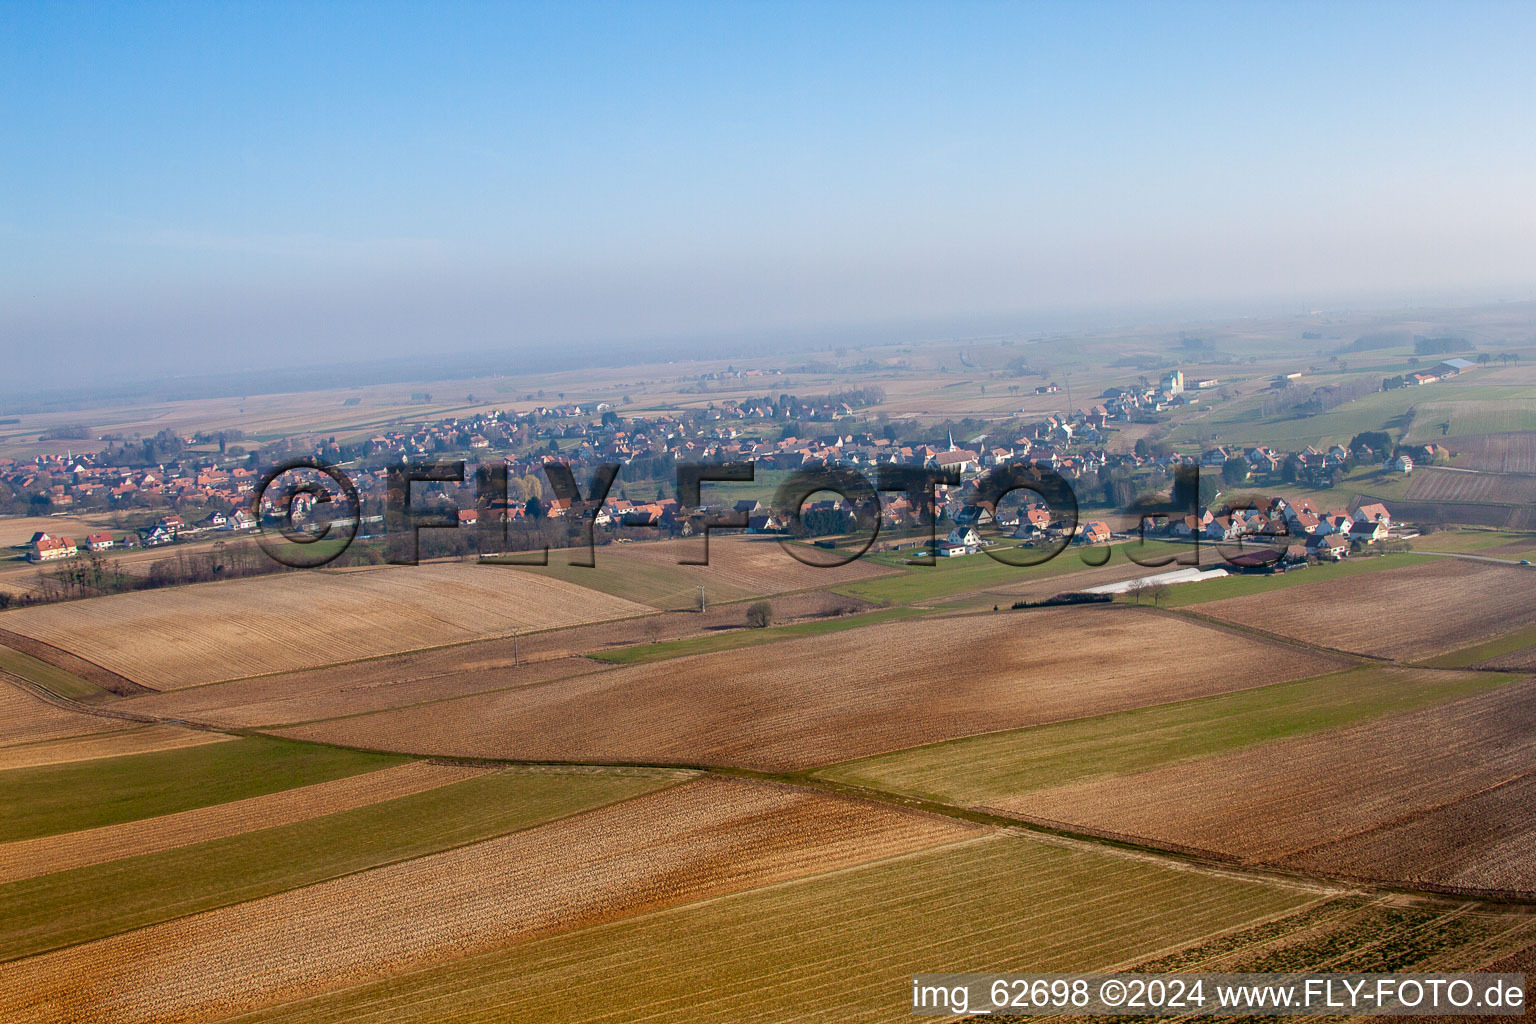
{"left": 0, "top": 768, "right": 677, "bottom": 960}
{"left": 1172, "top": 381, "right": 1536, "bottom": 450}
{"left": 506, "top": 551, "right": 751, "bottom": 608}
{"left": 813, "top": 667, "right": 1511, "bottom": 806}
{"left": 1411, "top": 529, "right": 1536, "bottom": 560}
{"left": 0, "top": 736, "right": 404, "bottom": 842}
{"left": 1155, "top": 552, "right": 1434, "bottom": 607}
{"left": 0, "top": 646, "right": 113, "bottom": 704}
{"left": 1418, "top": 624, "right": 1536, "bottom": 669}
{"left": 591, "top": 606, "right": 924, "bottom": 664}
{"left": 230, "top": 833, "right": 1315, "bottom": 1024}
{"left": 837, "top": 540, "right": 1194, "bottom": 606}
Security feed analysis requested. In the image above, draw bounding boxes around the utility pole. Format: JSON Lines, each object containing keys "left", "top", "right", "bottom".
{"left": 512, "top": 631, "right": 519, "bottom": 666}
{"left": 699, "top": 585, "right": 706, "bottom": 613}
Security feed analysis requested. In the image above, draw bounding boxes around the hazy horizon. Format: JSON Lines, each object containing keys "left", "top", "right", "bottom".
{"left": 4, "top": 1, "right": 1535, "bottom": 386}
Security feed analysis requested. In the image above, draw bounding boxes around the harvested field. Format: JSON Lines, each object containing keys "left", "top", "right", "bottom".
{"left": 121, "top": 591, "right": 883, "bottom": 729}
{"left": 120, "top": 655, "right": 612, "bottom": 728}
{"left": 1281, "top": 772, "right": 1536, "bottom": 896}
{"left": 1406, "top": 466, "right": 1536, "bottom": 505}
{"left": 1121, "top": 894, "right": 1536, "bottom": 977}
{"left": 1196, "top": 558, "right": 1536, "bottom": 660}
{"left": 277, "top": 606, "right": 1348, "bottom": 770}
{"left": 0, "top": 562, "right": 653, "bottom": 687}
{"left": 206, "top": 832, "right": 1316, "bottom": 1024}
{"left": 0, "top": 761, "right": 485, "bottom": 884}
{"left": 1448, "top": 431, "right": 1536, "bottom": 474}
{"left": 0, "top": 681, "right": 123, "bottom": 749}
{"left": 1002, "top": 680, "right": 1536, "bottom": 891}
{"left": 817, "top": 667, "right": 1511, "bottom": 806}
{"left": 0, "top": 767, "right": 681, "bottom": 962}
{"left": 0, "top": 777, "right": 977, "bottom": 1023}
{"left": 0, "top": 724, "right": 232, "bottom": 771}
{"left": 512, "top": 534, "right": 897, "bottom": 610}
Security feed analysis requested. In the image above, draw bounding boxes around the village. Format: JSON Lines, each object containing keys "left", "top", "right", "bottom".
{"left": 6, "top": 362, "right": 1450, "bottom": 568}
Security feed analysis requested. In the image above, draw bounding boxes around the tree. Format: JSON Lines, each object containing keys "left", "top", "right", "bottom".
{"left": 1221, "top": 457, "right": 1250, "bottom": 486}
{"left": 745, "top": 601, "right": 773, "bottom": 628}
{"left": 525, "top": 496, "right": 545, "bottom": 519}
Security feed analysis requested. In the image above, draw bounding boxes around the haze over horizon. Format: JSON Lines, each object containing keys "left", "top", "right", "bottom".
{"left": 4, "top": 1, "right": 1535, "bottom": 386}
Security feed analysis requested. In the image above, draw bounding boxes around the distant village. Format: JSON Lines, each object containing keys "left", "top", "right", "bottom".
{"left": 7, "top": 364, "right": 1453, "bottom": 566}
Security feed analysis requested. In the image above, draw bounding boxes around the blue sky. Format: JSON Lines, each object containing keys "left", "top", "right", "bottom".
{"left": 3, "top": 1, "right": 1534, "bottom": 380}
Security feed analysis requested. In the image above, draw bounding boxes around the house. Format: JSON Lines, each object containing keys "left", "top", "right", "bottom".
{"left": 934, "top": 539, "right": 973, "bottom": 557}
{"left": 1203, "top": 515, "right": 1242, "bottom": 541}
{"left": 1076, "top": 520, "right": 1112, "bottom": 545}
{"left": 85, "top": 532, "right": 114, "bottom": 551}
{"left": 747, "top": 513, "right": 783, "bottom": 533}
{"left": 1352, "top": 502, "right": 1391, "bottom": 527}
{"left": 457, "top": 508, "right": 479, "bottom": 527}
{"left": 1308, "top": 533, "right": 1350, "bottom": 560}
{"left": 229, "top": 509, "right": 257, "bottom": 531}
{"left": 30, "top": 534, "right": 77, "bottom": 561}
{"left": 1350, "top": 519, "right": 1389, "bottom": 543}
{"left": 1388, "top": 454, "right": 1413, "bottom": 474}
{"left": 953, "top": 503, "right": 994, "bottom": 527}
{"left": 946, "top": 526, "right": 982, "bottom": 548}
{"left": 934, "top": 449, "right": 981, "bottom": 476}
{"left": 142, "top": 524, "right": 176, "bottom": 546}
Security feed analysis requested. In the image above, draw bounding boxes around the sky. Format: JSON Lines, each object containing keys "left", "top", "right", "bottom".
{"left": 3, "top": 1, "right": 1536, "bottom": 386}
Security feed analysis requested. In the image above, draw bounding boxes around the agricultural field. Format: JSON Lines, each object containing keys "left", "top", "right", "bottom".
{"left": 0, "top": 680, "right": 126, "bottom": 748}
{"left": 0, "top": 562, "right": 654, "bottom": 687}
{"left": 816, "top": 667, "right": 1510, "bottom": 807}
{"left": 510, "top": 534, "right": 897, "bottom": 610}
{"left": 0, "top": 760, "right": 484, "bottom": 884}
{"left": 0, "top": 513, "right": 123, "bottom": 550}
{"left": 0, "top": 765, "right": 683, "bottom": 963}
{"left": 1405, "top": 466, "right": 1536, "bottom": 506}
{"left": 0, "top": 724, "right": 232, "bottom": 771}
{"left": 118, "top": 653, "right": 614, "bottom": 729}
{"left": 0, "top": 777, "right": 974, "bottom": 1023}
{"left": 1002, "top": 680, "right": 1536, "bottom": 893}
{"left": 1403, "top": 393, "right": 1536, "bottom": 442}
{"left": 1193, "top": 558, "right": 1536, "bottom": 660}
{"left": 1447, "top": 430, "right": 1536, "bottom": 474}
{"left": 0, "top": 736, "right": 404, "bottom": 842}
{"left": 276, "top": 606, "right": 1347, "bottom": 770}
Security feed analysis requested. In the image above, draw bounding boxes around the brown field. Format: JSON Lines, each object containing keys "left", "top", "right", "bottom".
{"left": 1448, "top": 431, "right": 1536, "bottom": 474}
{"left": 0, "top": 562, "right": 654, "bottom": 688}
{"left": 0, "top": 682, "right": 123, "bottom": 748}
{"left": 277, "top": 606, "right": 1348, "bottom": 770}
{"left": 1196, "top": 559, "right": 1536, "bottom": 660}
{"left": 118, "top": 654, "right": 613, "bottom": 729}
{"left": 1282, "top": 772, "right": 1536, "bottom": 896}
{"left": 0, "top": 776, "right": 977, "bottom": 1024}
{"left": 1003, "top": 681, "right": 1536, "bottom": 891}
{"left": 0, "top": 724, "right": 232, "bottom": 771}
{"left": 117, "top": 590, "right": 877, "bottom": 729}
{"left": 0, "top": 761, "right": 484, "bottom": 884}
{"left": 1406, "top": 466, "right": 1536, "bottom": 505}
{"left": 517, "top": 534, "right": 897, "bottom": 609}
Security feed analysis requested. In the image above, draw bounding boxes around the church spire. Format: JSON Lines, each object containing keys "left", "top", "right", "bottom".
{"left": 947, "top": 429, "right": 956, "bottom": 451}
